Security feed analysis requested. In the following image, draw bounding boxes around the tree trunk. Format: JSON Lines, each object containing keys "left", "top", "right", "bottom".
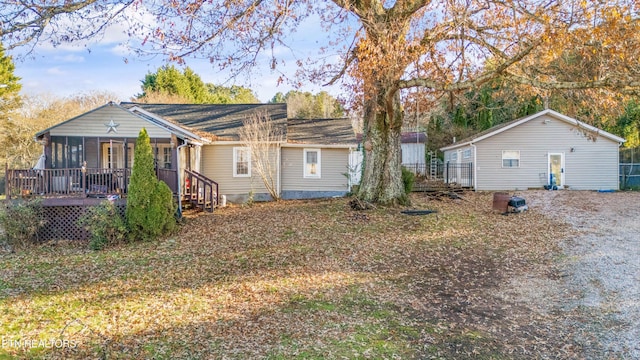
{"left": 357, "top": 89, "right": 406, "bottom": 204}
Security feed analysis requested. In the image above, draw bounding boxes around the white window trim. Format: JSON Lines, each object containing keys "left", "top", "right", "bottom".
{"left": 102, "top": 142, "right": 134, "bottom": 169}
{"left": 502, "top": 150, "right": 520, "bottom": 168}
{"left": 233, "top": 146, "right": 251, "bottom": 177}
{"left": 463, "top": 149, "right": 472, "bottom": 159}
{"left": 303, "top": 148, "right": 321, "bottom": 178}
{"left": 155, "top": 144, "right": 173, "bottom": 169}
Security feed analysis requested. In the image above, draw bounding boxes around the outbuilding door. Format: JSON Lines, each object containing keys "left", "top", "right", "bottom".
{"left": 548, "top": 153, "right": 565, "bottom": 187}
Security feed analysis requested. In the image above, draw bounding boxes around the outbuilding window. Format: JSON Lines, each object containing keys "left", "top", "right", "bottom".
{"left": 304, "top": 149, "right": 321, "bottom": 178}
{"left": 502, "top": 150, "right": 520, "bottom": 168}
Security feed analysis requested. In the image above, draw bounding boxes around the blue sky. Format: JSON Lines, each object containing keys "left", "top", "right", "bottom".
{"left": 9, "top": 11, "right": 345, "bottom": 103}
{"left": 12, "top": 45, "right": 334, "bottom": 103}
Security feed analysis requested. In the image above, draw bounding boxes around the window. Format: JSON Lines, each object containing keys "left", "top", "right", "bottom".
{"left": 502, "top": 150, "right": 520, "bottom": 168}
{"left": 463, "top": 149, "right": 472, "bottom": 159}
{"left": 50, "top": 136, "right": 84, "bottom": 168}
{"left": 162, "top": 147, "right": 172, "bottom": 169}
{"left": 102, "top": 142, "right": 134, "bottom": 169}
{"left": 304, "top": 149, "right": 321, "bottom": 178}
{"left": 154, "top": 144, "right": 172, "bottom": 169}
{"left": 450, "top": 152, "right": 458, "bottom": 161}
{"left": 233, "top": 147, "right": 251, "bottom": 177}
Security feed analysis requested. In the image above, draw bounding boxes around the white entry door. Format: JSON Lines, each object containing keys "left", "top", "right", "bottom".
{"left": 348, "top": 149, "right": 363, "bottom": 186}
{"left": 548, "top": 153, "right": 565, "bottom": 187}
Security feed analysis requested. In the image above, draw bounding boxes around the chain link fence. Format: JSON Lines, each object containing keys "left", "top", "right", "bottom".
{"left": 620, "top": 148, "right": 640, "bottom": 190}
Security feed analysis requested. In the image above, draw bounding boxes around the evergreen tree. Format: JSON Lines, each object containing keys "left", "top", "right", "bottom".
{"left": 0, "top": 41, "right": 22, "bottom": 183}
{"left": 0, "top": 42, "right": 21, "bottom": 119}
{"left": 206, "top": 84, "right": 259, "bottom": 104}
{"left": 126, "top": 128, "right": 176, "bottom": 241}
{"left": 138, "top": 65, "right": 259, "bottom": 104}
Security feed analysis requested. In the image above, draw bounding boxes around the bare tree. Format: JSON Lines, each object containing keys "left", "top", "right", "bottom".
{"left": 238, "top": 111, "right": 284, "bottom": 201}
{"left": 4, "top": 91, "right": 117, "bottom": 168}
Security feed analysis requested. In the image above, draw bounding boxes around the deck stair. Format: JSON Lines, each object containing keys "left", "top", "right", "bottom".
{"left": 183, "top": 169, "right": 218, "bottom": 212}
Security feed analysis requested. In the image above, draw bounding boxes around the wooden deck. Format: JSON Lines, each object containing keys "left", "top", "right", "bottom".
{"left": 5, "top": 167, "right": 178, "bottom": 200}
{"left": 5, "top": 167, "right": 218, "bottom": 213}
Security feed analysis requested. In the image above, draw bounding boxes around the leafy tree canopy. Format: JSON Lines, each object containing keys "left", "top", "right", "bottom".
{"left": 2, "top": 1, "right": 640, "bottom": 203}
{"left": 207, "top": 84, "right": 259, "bottom": 104}
{"left": 138, "top": 65, "right": 259, "bottom": 104}
{"left": 0, "top": 41, "right": 23, "bottom": 173}
{"left": 0, "top": 41, "right": 21, "bottom": 117}
{"left": 270, "top": 90, "right": 345, "bottom": 118}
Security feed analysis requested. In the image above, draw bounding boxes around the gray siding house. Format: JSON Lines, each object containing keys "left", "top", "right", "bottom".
{"left": 440, "top": 109, "right": 625, "bottom": 191}
{"left": 126, "top": 103, "right": 358, "bottom": 202}
{"left": 25, "top": 102, "right": 358, "bottom": 204}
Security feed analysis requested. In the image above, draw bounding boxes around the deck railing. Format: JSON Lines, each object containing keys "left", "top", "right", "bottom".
{"left": 157, "top": 168, "right": 178, "bottom": 194}
{"left": 184, "top": 169, "right": 218, "bottom": 212}
{"left": 5, "top": 167, "right": 178, "bottom": 199}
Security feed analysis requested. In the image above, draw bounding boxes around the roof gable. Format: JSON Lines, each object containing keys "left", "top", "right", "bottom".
{"left": 440, "top": 109, "right": 625, "bottom": 150}
{"left": 35, "top": 102, "right": 120, "bottom": 138}
{"left": 35, "top": 102, "right": 205, "bottom": 142}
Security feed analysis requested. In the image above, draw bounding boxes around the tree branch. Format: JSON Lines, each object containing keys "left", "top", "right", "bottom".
{"left": 175, "top": 0, "right": 265, "bottom": 59}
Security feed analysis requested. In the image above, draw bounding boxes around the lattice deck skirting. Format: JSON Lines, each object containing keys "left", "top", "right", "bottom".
{"left": 37, "top": 198, "right": 126, "bottom": 241}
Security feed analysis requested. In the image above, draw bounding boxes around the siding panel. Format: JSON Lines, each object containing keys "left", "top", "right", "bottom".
{"left": 474, "top": 114, "right": 620, "bottom": 190}
{"left": 401, "top": 143, "right": 425, "bottom": 164}
{"left": 201, "top": 144, "right": 271, "bottom": 197}
{"left": 281, "top": 147, "right": 350, "bottom": 191}
{"left": 50, "top": 106, "right": 172, "bottom": 139}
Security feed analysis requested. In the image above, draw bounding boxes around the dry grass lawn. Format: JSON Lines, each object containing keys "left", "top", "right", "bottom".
{"left": 0, "top": 192, "right": 572, "bottom": 359}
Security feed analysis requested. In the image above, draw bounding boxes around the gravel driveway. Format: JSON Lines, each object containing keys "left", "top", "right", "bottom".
{"left": 512, "top": 190, "right": 640, "bottom": 359}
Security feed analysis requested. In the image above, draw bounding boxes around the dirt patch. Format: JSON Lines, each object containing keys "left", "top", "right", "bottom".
{"left": 503, "top": 190, "right": 640, "bottom": 359}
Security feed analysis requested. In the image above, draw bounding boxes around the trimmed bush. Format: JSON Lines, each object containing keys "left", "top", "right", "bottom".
{"left": 78, "top": 201, "right": 127, "bottom": 250}
{"left": 401, "top": 166, "right": 415, "bottom": 194}
{"left": 147, "top": 180, "right": 177, "bottom": 237}
{"left": 125, "top": 128, "right": 177, "bottom": 241}
{"left": 0, "top": 199, "right": 46, "bottom": 247}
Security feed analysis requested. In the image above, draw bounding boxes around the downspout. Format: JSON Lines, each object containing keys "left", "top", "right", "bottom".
{"left": 619, "top": 141, "right": 625, "bottom": 191}
{"left": 276, "top": 142, "right": 281, "bottom": 198}
{"left": 471, "top": 143, "right": 478, "bottom": 191}
{"left": 176, "top": 141, "right": 189, "bottom": 218}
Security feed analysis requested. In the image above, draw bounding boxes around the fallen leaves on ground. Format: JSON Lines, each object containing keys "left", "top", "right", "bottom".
{"left": 0, "top": 192, "right": 584, "bottom": 359}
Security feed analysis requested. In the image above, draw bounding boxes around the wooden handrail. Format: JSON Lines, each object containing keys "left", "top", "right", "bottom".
{"left": 184, "top": 169, "right": 218, "bottom": 212}
{"left": 5, "top": 168, "right": 134, "bottom": 199}
{"left": 5, "top": 167, "right": 183, "bottom": 200}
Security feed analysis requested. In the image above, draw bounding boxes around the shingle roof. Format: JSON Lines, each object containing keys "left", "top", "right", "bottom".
{"left": 121, "top": 102, "right": 288, "bottom": 141}
{"left": 400, "top": 132, "right": 427, "bottom": 143}
{"left": 355, "top": 132, "right": 427, "bottom": 144}
{"left": 287, "top": 118, "right": 357, "bottom": 145}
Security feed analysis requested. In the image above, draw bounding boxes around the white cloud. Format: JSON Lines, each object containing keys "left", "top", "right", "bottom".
{"left": 53, "top": 54, "right": 85, "bottom": 63}
{"left": 109, "top": 44, "right": 135, "bottom": 57}
{"left": 46, "top": 67, "right": 66, "bottom": 75}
